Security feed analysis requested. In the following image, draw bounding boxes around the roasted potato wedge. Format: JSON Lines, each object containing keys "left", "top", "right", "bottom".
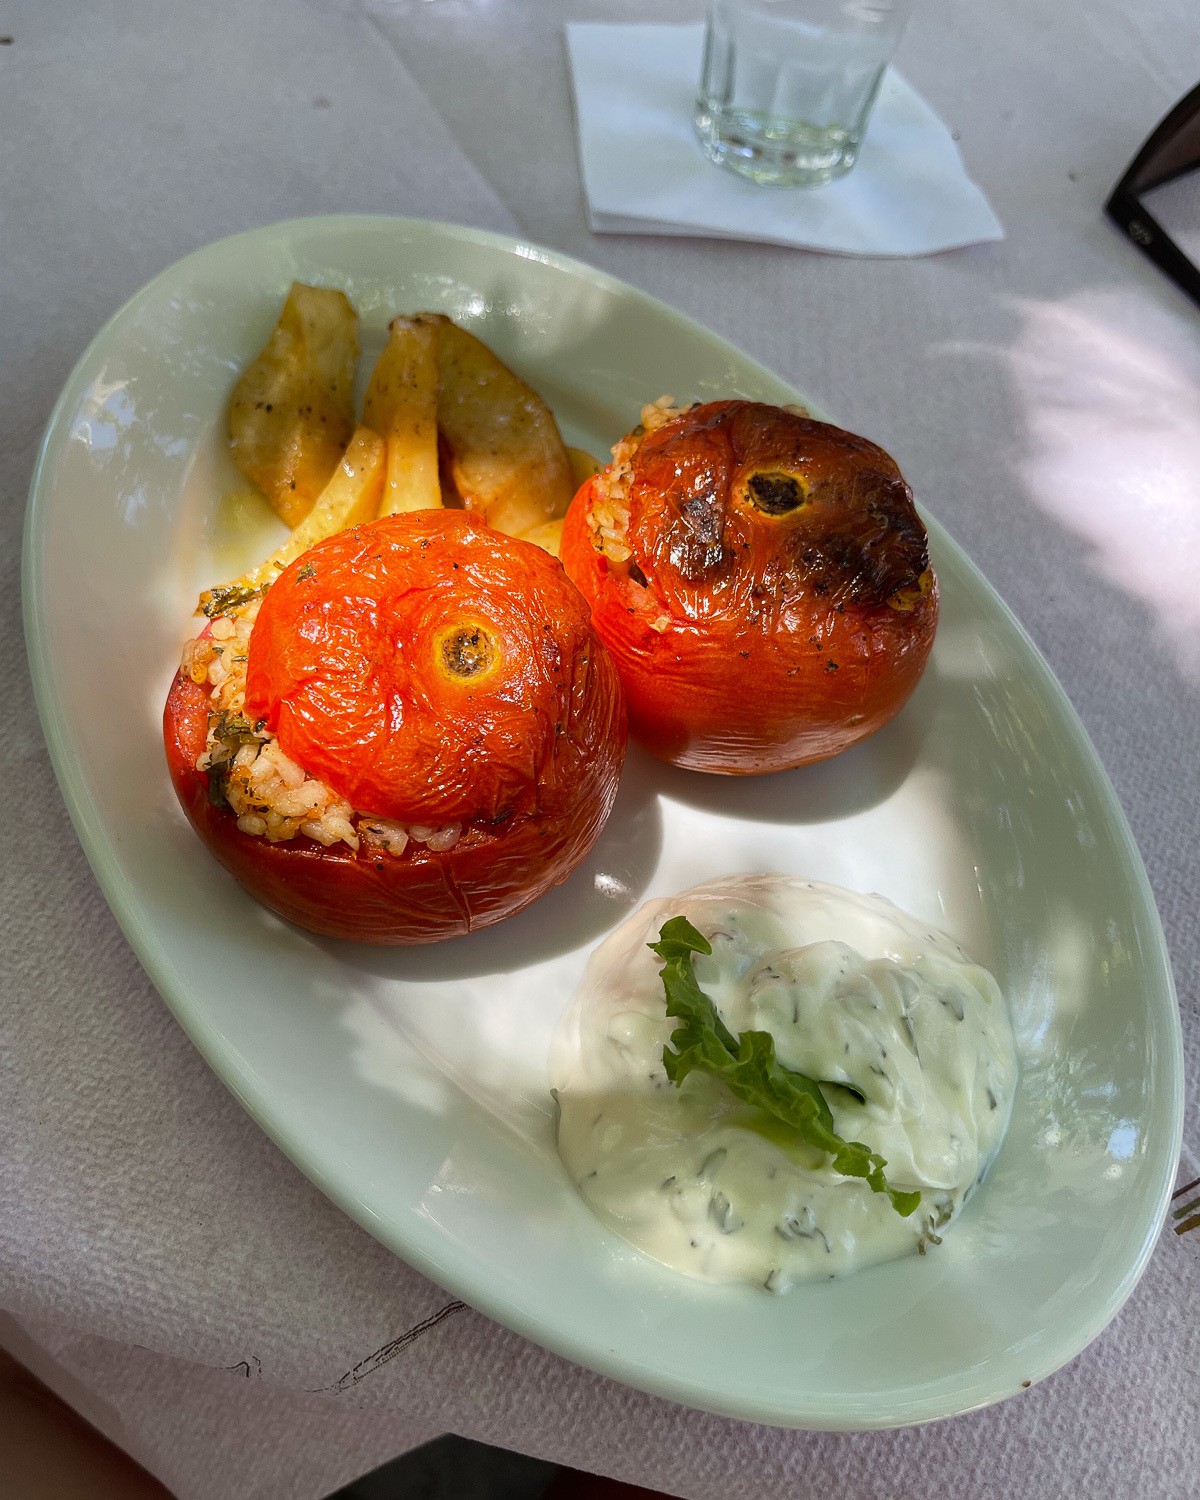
{"left": 363, "top": 315, "right": 442, "bottom": 515}
{"left": 521, "top": 519, "right": 565, "bottom": 557}
{"left": 229, "top": 283, "right": 359, "bottom": 528}
{"left": 566, "top": 446, "right": 601, "bottom": 490}
{"left": 426, "top": 314, "right": 575, "bottom": 537}
{"left": 201, "top": 426, "right": 385, "bottom": 612}
{"left": 515, "top": 452, "right": 595, "bottom": 555}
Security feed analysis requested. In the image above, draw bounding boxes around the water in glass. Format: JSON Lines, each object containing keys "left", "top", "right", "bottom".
{"left": 695, "top": 0, "right": 913, "bottom": 187}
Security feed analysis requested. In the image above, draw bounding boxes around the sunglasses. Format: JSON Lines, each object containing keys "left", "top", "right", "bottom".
{"left": 1106, "top": 81, "right": 1200, "bottom": 307}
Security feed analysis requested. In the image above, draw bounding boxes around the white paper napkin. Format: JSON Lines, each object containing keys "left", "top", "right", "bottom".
{"left": 566, "top": 22, "right": 1003, "bottom": 257}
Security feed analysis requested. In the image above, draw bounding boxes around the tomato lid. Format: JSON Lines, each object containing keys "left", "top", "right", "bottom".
{"left": 245, "top": 511, "right": 593, "bottom": 825}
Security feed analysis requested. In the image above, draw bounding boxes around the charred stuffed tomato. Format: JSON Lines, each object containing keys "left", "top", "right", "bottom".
{"left": 560, "top": 399, "right": 938, "bottom": 775}
{"left": 165, "top": 511, "right": 627, "bottom": 943}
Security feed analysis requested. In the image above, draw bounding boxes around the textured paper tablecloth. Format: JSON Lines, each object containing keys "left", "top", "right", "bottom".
{"left": 4, "top": 2, "right": 1199, "bottom": 1498}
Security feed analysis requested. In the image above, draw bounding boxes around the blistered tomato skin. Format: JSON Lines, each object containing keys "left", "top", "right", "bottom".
{"left": 165, "top": 512, "right": 627, "bottom": 944}
{"left": 559, "top": 402, "right": 939, "bottom": 775}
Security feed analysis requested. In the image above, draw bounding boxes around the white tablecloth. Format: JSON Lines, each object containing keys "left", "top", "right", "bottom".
{"left": 3, "top": 2, "right": 1198, "bottom": 1497}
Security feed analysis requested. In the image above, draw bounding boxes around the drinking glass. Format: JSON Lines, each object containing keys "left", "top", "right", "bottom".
{"left": 695, "top": 0, "right": 917, "bottom": 188}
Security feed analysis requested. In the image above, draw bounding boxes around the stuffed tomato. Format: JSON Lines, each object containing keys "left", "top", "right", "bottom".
{"left": 560, "top": 399, "right": 938, "bottom": 775}
{"left": 165, "top": 511, "right": 627, "bottom": 943}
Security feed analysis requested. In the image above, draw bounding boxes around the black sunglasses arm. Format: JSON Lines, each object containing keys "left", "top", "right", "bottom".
{"left": 1105, "top": 79, "right": 1200, "bottom": 308}
{"left": 1105, "top": 184, "right": 1200, "bottom": 307}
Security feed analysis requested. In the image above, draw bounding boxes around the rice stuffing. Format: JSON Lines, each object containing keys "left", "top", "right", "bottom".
{"left": 181, "top": 595, "right": 461, "bottom": 857}
{"left": 588, "top": 396, "right": 689, "bottom": 564}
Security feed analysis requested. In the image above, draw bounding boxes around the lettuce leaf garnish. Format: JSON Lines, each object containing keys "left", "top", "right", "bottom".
{"left": 650, "top": 916, "right": 920, "bottom": 1218}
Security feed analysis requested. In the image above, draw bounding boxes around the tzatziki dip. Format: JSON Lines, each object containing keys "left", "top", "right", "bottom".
{"left": 551, "top": 875, "right": 1017, "bottom": 1291}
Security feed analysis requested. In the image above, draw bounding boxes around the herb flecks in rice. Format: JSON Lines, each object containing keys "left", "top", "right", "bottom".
{"left": 180, "top": 597, "right": 461, "bottom": 857}
{"left": 588, "top": 397, "right": 689, "bottom": 564}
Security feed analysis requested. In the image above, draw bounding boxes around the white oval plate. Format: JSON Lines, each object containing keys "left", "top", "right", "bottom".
{"left": 23, "top": 217, "right": 1183, "bottom": 1430}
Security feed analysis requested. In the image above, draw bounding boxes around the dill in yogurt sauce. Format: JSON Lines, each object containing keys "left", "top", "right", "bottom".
{"left": 550, "top": 875, "right": 1018, "bottom": 1292}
